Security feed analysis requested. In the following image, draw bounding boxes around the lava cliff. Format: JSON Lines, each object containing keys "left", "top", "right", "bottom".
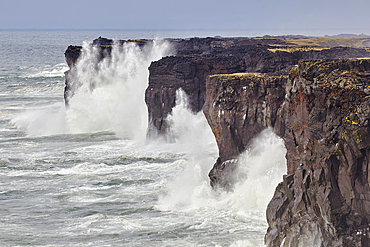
{"left": 202, "top": 73, "right": 286, "bottom": 189}
{"left": 64, "top": 37, "right": 370, "bottom": 138}
{"left": 64, "top": 36, "right": 370, "bottom": 246}
{"left": 146, "top": 45, "right": 370, "bottom": 137}
{"left": 265, "top": 58, "right": 370, "bottom": 246}
{"left": 203, "top": 59, "right": 370, "bottom": 246}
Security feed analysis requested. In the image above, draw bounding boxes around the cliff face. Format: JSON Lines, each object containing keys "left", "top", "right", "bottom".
{"left": 64, "top": 37, "right": 370, "bottom": 138}
{"left": 204, "top": 59, "right": 370, "bottom": 246}
{"left": 201, "top": 46, "right": 370, "bottom": 190}
{"left": 146, "top": 44, "right": 370, "bottom": 137}
{"left": 144, "top": 39, "right": 287, "bottom": 136}
{"left": 265, "top": 59, "right": 370, "bottom": 247}
{"left": 64, "top": 36, "right": 370, "bottom": 245}
{"left": 203, "top": 73, "right": 286, "bottom": 188}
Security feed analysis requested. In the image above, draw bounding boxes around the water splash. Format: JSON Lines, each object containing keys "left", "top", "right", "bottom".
{"left": 21, "top": 63, "right": 69, "bottom": 78}
{"left": 166, "top": 88, "right": 217, "bottom": 155}
{"left": 157, "top": 88, "right": 286, "bottom": 212}
{"left": 230, "top": 128, "right": 287, "bottom": 210}
{"left": 155, "top": 90, "right": 286, "bottom": 246}
{"left": 156, "top": 91, "right": 286, "bottom": 246}
{"left": 12, "top": 40, "right": 172, "bottom": 139}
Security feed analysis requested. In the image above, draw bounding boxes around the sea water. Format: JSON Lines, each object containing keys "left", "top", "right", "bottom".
{"left": 0, "top": 30, "right": 287, "bottom": 246}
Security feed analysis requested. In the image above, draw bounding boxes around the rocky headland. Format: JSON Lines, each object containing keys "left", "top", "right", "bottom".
{"left": 64, "top": 35, "right": 370, "bottom": 246}
{"left": 202, "top": 59, "right": 370, "bottom": 246}
{"left": 202, "top": 58, "right": 370, "bottom": 246}
{"left": 64, "top": 36, "right": 370, "bottom": 136}
{"left": 266, "top": 58, "right": 370, "bottom": 246}
{"left": 146, "top": 39, "right": 370, "bottom": 138}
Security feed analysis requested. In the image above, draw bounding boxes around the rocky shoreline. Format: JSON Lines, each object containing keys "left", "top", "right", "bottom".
{"left": 64, "top": 36, "right": 370, "bottom": 246}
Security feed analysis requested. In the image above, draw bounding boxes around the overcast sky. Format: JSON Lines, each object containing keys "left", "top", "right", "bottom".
{"left": 0, "top": 0, "right": 369, "bottom": 33}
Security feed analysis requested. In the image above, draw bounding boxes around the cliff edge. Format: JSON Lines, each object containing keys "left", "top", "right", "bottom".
{"left": 203, "top": 73, "right": 286, "bottom": 189}
{"left": 204, "top": 59, "right": 370, "bottom": 246}
{"left": 265, "top": 58, "right": 370, "bottom": 246}
{"left": 65, "top": 37, "right": 370, "bottom": 139}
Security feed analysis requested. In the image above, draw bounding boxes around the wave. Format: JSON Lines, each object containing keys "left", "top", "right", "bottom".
{"left": 156, "top": 90, "right": 285, "bottom": 213}
{"left": 155, "top": 90, "right": 286, "bottom": 246}
{"left": 12, "top": 40, "right": 172, "bottom": 139}
{"left": 20, "top": 63, "right": 69, "bottom": 78}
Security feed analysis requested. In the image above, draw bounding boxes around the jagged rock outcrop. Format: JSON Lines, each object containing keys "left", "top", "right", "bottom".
{"left": 265, "top": 58, "right": 370, "bottom": 247}
{"left": 63, "top": 36, "right": 370, "bottom": 245}
{"left": 203, "top": 73, "right": 286, "bottom": 188}
{"left": 203, "top": 58, "right": 370, "bottom": 246}
{"left": 64, "top": 36, "right": 370, "bottom": 137}
{"left": 146, "top": 44, "right": 370, "bottom": 137}
{"left": 202, "top": 46, "right": 370, "bottom": 189}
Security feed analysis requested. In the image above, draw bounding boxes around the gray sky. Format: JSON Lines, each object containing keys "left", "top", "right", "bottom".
{"left": 0, "top": 0, "right": 369, "bottom": 33}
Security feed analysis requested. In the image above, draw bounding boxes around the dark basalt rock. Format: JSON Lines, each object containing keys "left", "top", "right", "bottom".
{"left": 203, "top": 73, "right": 287, "bottom": 189}
{"left": 202, "top": 47, "right": 370, "bottom": 190}
{"left": 265, "top": 58, "right": 370, "bottom": 246}
{"left": 64, "top": 37, "right": 370, "bottom": 137}
{"left": 204, "top": 59, "right": 370, "bottom": 245}
{"left": 146, "top": 44, "right": 370, "bottom": 137}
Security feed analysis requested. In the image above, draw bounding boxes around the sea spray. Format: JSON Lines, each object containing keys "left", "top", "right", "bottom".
{"left": 156, "top": 88, "right": 219, "bottom": 211}
{"left": 157, "top": 90, "right": 286, "bottom": 245}
{"left": 156, "top": 89, "right": 286, "bottom": 210}
{"left": 230, "top": 128, "right": 287, "bottom": 210}
{"left": 12, "top": 40, "right": 172, "bottom": 139}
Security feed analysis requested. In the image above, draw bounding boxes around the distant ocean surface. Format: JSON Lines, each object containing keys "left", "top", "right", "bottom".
{"left": 0, "top": 29, "right": 292, "bottom": 246}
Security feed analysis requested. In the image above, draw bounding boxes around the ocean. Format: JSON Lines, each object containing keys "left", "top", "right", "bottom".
{"left": 0, "top": 30, "right": 287, "bottom": 247}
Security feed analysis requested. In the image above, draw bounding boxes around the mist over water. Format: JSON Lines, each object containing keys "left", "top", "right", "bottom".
{"left": 2, "top": 31, "right": 288, "bottom": 246}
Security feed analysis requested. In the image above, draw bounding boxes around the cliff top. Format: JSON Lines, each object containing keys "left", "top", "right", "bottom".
{"left": 296, "top": 58, "right": 370, "bottom": 90}
{"left": 209, "top": 72, "right": 287, "bottom": 80}
{"left": 283, "top": 37, "right": 370, "bottom": 48}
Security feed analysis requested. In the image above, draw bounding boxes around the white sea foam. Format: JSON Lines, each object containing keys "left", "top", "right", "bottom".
{"left": 21, "top": 63, "right": 69, "bottom": 78}
{"left": 156, "top": 90, "right": 286, "bottom": 245}
{"left": 11, "top": 103, "right": 67, "bottom": 136}
{"left": 157, "top": 89, "right": 285, "bottom": 212}
{"left": 229, "top": 240, "right": 265, "bottom": 247}
{"left": 12, "top": 40, "right": 172, "bottom": 139}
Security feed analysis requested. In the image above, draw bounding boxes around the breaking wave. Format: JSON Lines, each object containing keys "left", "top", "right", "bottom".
{"left": 156, "top": 88, "right": 286, "bottom": 213}
{"left": 12, "top": 40, "right": 172, "bottom": 140}
{"left": 21, "top": 63, "right": 69, "bottom": 78}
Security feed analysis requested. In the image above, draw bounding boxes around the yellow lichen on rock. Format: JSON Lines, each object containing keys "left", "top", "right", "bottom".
{"left": 284, "top": 38, "right": 370, "bottom": 48}
{"left": 268, "top": 45, "right": 328, "bottom": 53}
